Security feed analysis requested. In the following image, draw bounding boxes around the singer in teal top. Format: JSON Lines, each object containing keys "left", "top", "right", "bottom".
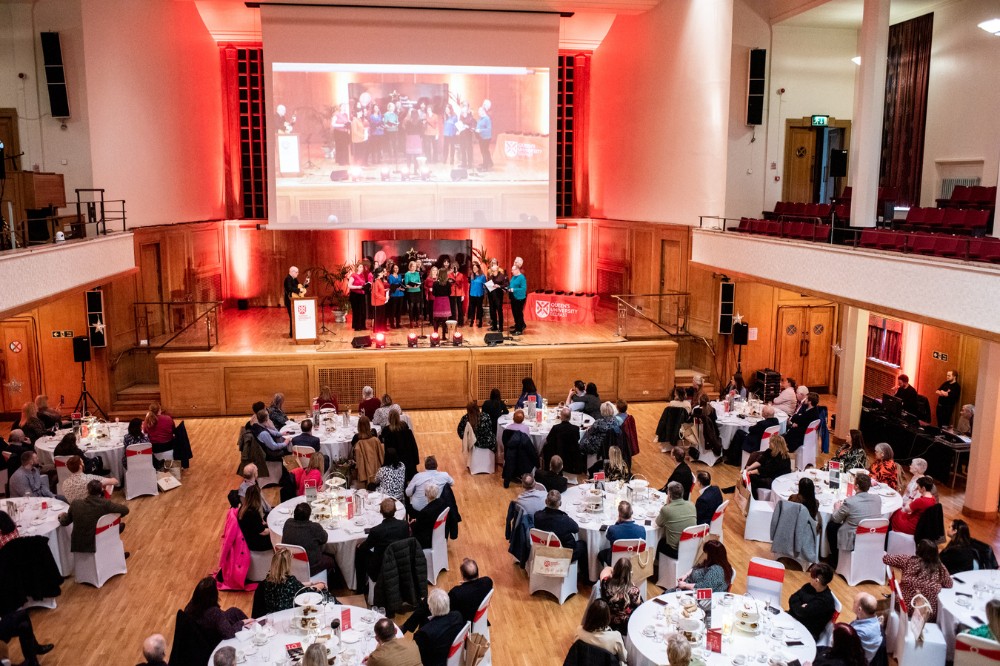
{"left": 508, "top": 265, "right": 528, "bottom": 335}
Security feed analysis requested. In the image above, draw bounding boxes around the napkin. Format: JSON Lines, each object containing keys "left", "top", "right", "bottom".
{"left": 235, "top": 629, "right": 252, "bottom": 642}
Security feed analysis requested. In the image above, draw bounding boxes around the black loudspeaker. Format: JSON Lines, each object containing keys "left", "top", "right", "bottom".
{"left": 733, "top": 322, "right": 750, "bottom": 346}
{"left": 330, "top": 170, "right": 350, "bottom": 181}
{"left": 85, "top": 289, "right": 106, "bottom": 348}
{"left": 40, "top": 32, "right": 70, "bottom": 119}
{"left": 237, "top": 298, "right": 250, "bottom": 310}
{"left": 72, "top": 336, "right": 91, "bottom": 363}
{"left": 830, "top": 150, "right": 849, "bottom": 178}
{"left": 450, "top": 168, "right": 468, "bottom": 181}
{"left": 484, "top": 332, "right": 504, "bottom": 347}
{"left": 718, "top": 282, "right": 736, "bottom": 334}
{"left": 746, "top": 48, "right": 766, "bottom": 126}
{"left": 351, "top": 335, "right": 372, "bottom": 348}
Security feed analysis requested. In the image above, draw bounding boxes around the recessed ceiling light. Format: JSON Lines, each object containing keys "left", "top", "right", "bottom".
{"left": 978, "top": 18, "right": 1000, "bottom": 35}
{"left": 851, "top": 56, "right": 862, "bottom": 65}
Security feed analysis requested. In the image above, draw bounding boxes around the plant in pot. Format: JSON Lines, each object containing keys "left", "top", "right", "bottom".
{"left": 316, "top": 262, "right": 353, "bottom": 323}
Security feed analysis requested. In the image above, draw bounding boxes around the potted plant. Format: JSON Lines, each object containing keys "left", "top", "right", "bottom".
{"left": 316, "top": 262, "right": 353, "bottom": 323}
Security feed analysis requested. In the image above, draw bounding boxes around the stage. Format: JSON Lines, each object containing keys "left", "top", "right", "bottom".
{"left": 156, "top": 306, "right": 678, "bottom": 416}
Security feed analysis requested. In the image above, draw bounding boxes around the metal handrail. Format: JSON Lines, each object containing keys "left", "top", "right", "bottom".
{"left": 611, "top": 292, "right": 690, "bottom": 338}
{"left": 133, "top": 300, "right": 222, "bottom": 350}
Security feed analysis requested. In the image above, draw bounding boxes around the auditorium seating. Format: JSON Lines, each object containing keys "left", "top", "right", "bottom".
{"left": 764, "top": 202, "right": 832, "bottom": 223}
{"left": 936, "top": 185, "right": 996, "bottom": 209}
{"left": 896, "top": 207, "right": 989, "bottom": 234}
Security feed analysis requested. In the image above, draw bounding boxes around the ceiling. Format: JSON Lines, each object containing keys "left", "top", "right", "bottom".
{"left": 778, "top": 0, "right": 954, "bottom": 29}
{"left": 187, "top": 0, "right": 661, "bottom": 16}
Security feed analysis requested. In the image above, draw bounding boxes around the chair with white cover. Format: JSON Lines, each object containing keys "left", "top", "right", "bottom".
{"left": 745, "top": 557, "right": 785, "bottom": 607}
{"left": 292, "top": 446, "right": 315, "bottom": 469}
{"left": 709, "top": 500, "right": 729, "bottom": 542}
{"left": 424, "top": 507, "right": 450, "bottom": 584}
{"left": 611, "top": 538, "right": 651, "bottom": 600}
{"left": 836, "top": 518, "right": 888, "bottom": 585}
{"left": 446, "top": 621, "right": 471, "bottom": 666}
{"left": 53, "top": 456, "right": 73, "bottom": 493}
{"left": 74, "top": 513, "right": 127, "bottom": 588}
{"left": 886, "top": 529, "right": 917, "bottom": 558}
{"left": 817, "top": 594, "right": 843, "bottom": 648}
{"left": 742, "top": 425, "right": 780, "bottom": 469}
{"left": 472, "top": 589, "right": 494, "bottom": 640}
{"left": 279, "top": 542, "right": 328, "bottom": 586}
{"left": 124, "top": 444, "right": 158, "bottom": 500}
{"left": 955, "top": 633, "right": 1000, "bottom": 665}
{"left": 743, "top": 471, "right": 775, "bottom": 543}
{"left": 884, "top": 565, "right": 906, "bottom": 656}
{"left": 248, "top": 548, "right": 275, "bottom": 582}
{"left": 257, "top": 460, "right": 285, "bottom": 488}
{"left": 527, "top": 529, "right": 578, "bottom": 605}
{"left": 794, "top": 419, "right": 821, "bottom": 471}
{"left": 900, "top": 619, "right": 947, "bottom": 666}
{"left": 468, "top": 447, "right": 496, "bottom": 475}
{"left": 656, "top": 524, "right": 708, "bottom": 590}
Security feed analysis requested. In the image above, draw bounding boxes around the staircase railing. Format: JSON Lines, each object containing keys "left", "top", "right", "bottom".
{"left": 611, "top": 292, "right": 690, "bottom": 338}
{"left": 133, "top": 300, "right": 222, "bottom": 351}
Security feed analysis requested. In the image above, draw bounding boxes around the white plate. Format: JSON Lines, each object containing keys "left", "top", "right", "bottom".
{"left": 295, "top": 592, "right": 324, "bottom": 606}
{"left": 277, "top": 507, "right": 291, "bottom": 514}
{"left": 341, "top": 630, "right": 361, "bottom": 644}
{"left": 784, "top": 630, "right": 802, "bottom": 640}
{"left": 956, "top": 597, "right": 972, "bottom": 607}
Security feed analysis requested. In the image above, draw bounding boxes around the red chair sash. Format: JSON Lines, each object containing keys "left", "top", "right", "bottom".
{"left": 448, "top": 633, "right": 466, "bottom": 658}
{"left": 55, "top": 459, "right": 68, "bottom": 467}
{"left": 956, "top": 641, "right": 1000, "bottom": 661}
{"left": 530, "top": 532, "right": 560, "bottom": 547}
{"left": 747, "top": 561, "right": 785, "bottom": 583}
{"left": 680, "top": 526, "right": 709, "bottom": 541}
{"left": 291, "top": 550, "right": 309, "bottom": 562}
{"left": 473, "top": 602, "right": 491, "bottom": 622}
{"left": 612, "top": 542, "right": 646, "bottom": 553}
{"left": 126, "top": 447, "right": 152, "bottom": 457}
{"left": 857, "top": 523, "right": 889, "bottom": 534}
{"left": 95, "top": 517, "right": 121, "bottom": 534}
{"left": 712, "top": 507, "right": 726, "bottom": 522}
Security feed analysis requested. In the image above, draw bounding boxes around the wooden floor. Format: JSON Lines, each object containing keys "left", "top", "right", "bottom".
{"left": 5, "top": 404, "right": 999, "bottom": 666}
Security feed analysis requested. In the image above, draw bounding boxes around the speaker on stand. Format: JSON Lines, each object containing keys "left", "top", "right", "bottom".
{"left": 732, "top": 322, "right": 749, "bottom": 374}
{"left": 72, "top": 336, "right": 106, "bottom": 419}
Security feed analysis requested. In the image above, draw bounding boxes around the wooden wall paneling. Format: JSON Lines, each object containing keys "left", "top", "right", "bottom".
{"left": 686, "top": 266, "right": 718, "bottom": 339}
{"left": 621, "top": 352, "right": 675, "bottom": 401}
{"left": 165, "top": 231, "right": 190, "bottom": 299}
{"left": 917, "top": 327, "right": 962, "bottom": 400}
{"left": 385, "top": 357, "right": 471, "bottom": 409}
{"left": 596, "top": 221, "right": 628, "bottom": 264}
{"left": 224, "top": 365, "right": 311, "bottom": 415}
{"left": 958, "top": 335, "right": 980, "bottom": 407}
{"left": 630, "top": 228, "right": 656, "bottom": 295}
{"left": 541, "top": 357, "right": 619, "bottom": 402}
{"left": 159, "top": 365, "right": 224, "bottom": 415}
{"left": 733, "top": 281, "right": 777, "bottom": 377}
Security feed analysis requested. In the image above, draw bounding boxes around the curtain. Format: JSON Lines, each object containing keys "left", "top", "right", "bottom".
{"left": 879, "top": 13, "right": 934, "bottom": 207}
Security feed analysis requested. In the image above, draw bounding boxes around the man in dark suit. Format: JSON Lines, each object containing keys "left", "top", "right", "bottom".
{"left": 290, "top": 419, "right": 320, "bottom": 451}
{"left": 694, "top": 471, "right": 723, "bottom": 527}
{"left": 740, "top": 405, "right": 780, "bottom": 453}
{"left": 414, "top": 589, "right": 466, "bottom": 666}
{"left": 787, "top": 563, "right": 837, "bottom": 640}
{"left": 541, "top": 408, "right": 583, "bottom": 474}
{"left": 785, "top": 392, "right": 821, "bottom": 453}
{"left": 535, "top": 455, "right": 568, "bottom": 493}
{"left": 533, "top": 490, "right": 588, "bottom": 573}
{"left": 57, "top": 479, "right": 130, "bottom": 554}
{"left": 894, "top": 374, "right": 920, "bottom": 415}
{"left": 662, "top": 447, "right": 694, "bottom": 499}
{"left": 448, "top": 558, "right": 493, "bottom": 625}
{"left": 282, "top": 502, "right": 334, "bottom": 577}
{"left": 358, "top": 498, "right": 410, "bottom": 583}
{"left": 283, "top": 266, "right": 308, "bottom": 337}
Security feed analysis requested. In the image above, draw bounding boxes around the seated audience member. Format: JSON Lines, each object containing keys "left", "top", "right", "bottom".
{"left": 515, "top": 474, "right": 547, "bottom": 515}
{"left": 503, "top": 409, "right": 531, "bottom": 437}
{"left": 940, "top": 519, "right": 999, "bottom": 574}
{"left": 0, "top": 510, "right": 18, "bottom": 550}
{"left": 281, "top": 502, "right": 334, "bottom": 577}
{"left": 58, "top": 479, "right": 129, "bottom": 555}
{"left": 893, "top": 374, "right": 920, "bottom": 415}
{"left": 955, "top": 404, "right": 974, "bottom": 436}
{"left": 316, "top": 386, "right": 340, "bottom": 412}
{"left": 787, "top": 563, "right": 837, "bottom": 640}
{"left": 902, "top": 458, "right": 929, "bottom": 501}
{"left": 828, "top": 430, "right": 868, "bottom": 472}
{"left": 789, "top": 477, "right": 821, "bottom": 523}
{"left": 359, "top": 386, "right": 381, "bottom": 420}
{"left": 575, "top": 599, "right": 627, "bottom": 664}
{"left": 380, "top": 410, "right": 420, "bottom": 483}
{"left": 237, "top": 464, "right": 271, "bottom": 514}
{"left": 481, "top": 388, "right": 510, "bottom": 425}
{"left": 54, "top": 433, "right": 105, "bottom": 474}
{"left": 792, "top": 385, "right": 810, "bottom": 416}
{"left": 372, "top": 394, "right": 402, "bottom": 427}
{"left": 368, "top": 617, "right": 422, "bottom": 666}
{"left": 0, "top": 608, "right": 54, "bottom": 666}
{"left": 542, "top": 407, "right": 584, "bottom": 474}
{"left": 457, "top": 400, "right": 496, "bottom": 453}
{"left": 19, "top": 402, "right": 51, "bottom": 444}
{"left": 534, "top": 490, "right": 588, "bottom": 568}
{"left": 694, "top": 471, "right": 723, "bottom": 527}
{"left": 535, "top": 455, "right": 568, "bottom": 493}
{"left": 137, "top": 633, "right": 168, "bottom": 666}
{"left": 291, "top": 451, "right": 324, "bottom": 496}
{"left": 662, "top": 447, "right": 693, "bottom": 499}
{"left": 655, "top": 482, "right": 697, "bottom": 559}
{"left": 34, "top": 395, "right": 64, "bottom": 430}
{"left": 10, "top": 451, "right": 61, "bottom": 500}
{"left": 184, "top": 576, "right": 249, "bottom": 644}
{"left": 351, "top": 416, "right": 384, "bottom": 488}
{"left": 772, "top": 377, "right": 798, "bottom": 416}
{"left": 405, "top": 456, "right": 454, "bottom": 511}
{"left": 890, "top": 475, "right": 936, "bottom": 534}
{"left": 246, "top": 401, "right": 268, "bottom": 430}
{"left": 850, "top": 592, "right": 881, "bottom": 664}
{"left": 603, "top": 445, "right": 632, "bottom": 482}
{"left": 963, "top": 598, "right": 1000, "bottom": 641}
{"left": 213, "top": 646, "right": 237, "bottom": 666}
{"left": 868, "top": 442, "right": 899, "bottom": 490}
{"left": 253, "top": 548, "right": 328, "bottom": 617}
{"left": 666, "top": 632, "right": 691, "bottom": 666}
{"left": 123, "top": 418, "right": 150, "bottom": 447}
{"left": 570, "top": 382, "right": 603, "bottom": 420}
{"left": 825, "top": 473, "right": 881, "bottom": 567}
{"left": 267, "top": 393, "right": 289, "bottom": 430}
{"left": 883, "top": 539, "right": 953, "bottom": 621}
{"left": 812, "top": 623, "right": 867, "bottom": 666}
{"left": 565, "top": 379, "right": 586, "bottom": 408}
{"left": 676, "top": 540, "right": 733, "bottom": 593}
{"left": 61, "top": 455, "right": 117, "bottom": 503}
{"left": 738, "top": 405, "right": 780, "bottom": 454}
{"left": 785, "top": 392, "right": 820, "bottom": 452}
{"left": 375, "top": 448, "right": 406, "bottom": 501}
{"left": 237, "top": 485, "right": 272, "bottom": 552}
{"left": 745, "top": 434, "right": 792, "bottom": 497}
{"left": 581, "top": 402, "right": 622, "bottom": 463}
{"left": 302, "top": 644, "right": 330, "bottom": 666}
{"left": 401, "top": 557, "right": 494, "bottom": 634}
{"left": 142, "top": 402, "right": 176, "bottom": 456}
{"left": 410, "top": 483, "right": 448, "bottom": 549}
{"left": 2, "top": 430, "right": 32, "bottom": 480}
{"left": 599, "top": 559, "right": 642, "bottom": 635}
{"left": 515, "top": 377, "right": 542, "bottom": 409}
{"left": 358, "top": 498, "right": 410, "bottom": 582}
{"left": 290, "top": 419, "right": 320, "bottom": 451}
{"left": 413, "top": 588, "right": 466, "bottom": 666}
{"left": 249, "top": 409, "right": 290, "bottom": 460}
{"left": 598, "top": 501, "right": 646, "bottom": 566}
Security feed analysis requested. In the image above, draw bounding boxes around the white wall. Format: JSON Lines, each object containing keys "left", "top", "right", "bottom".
{"left": 588, "top": 0, "right": 733, "bottom": 225}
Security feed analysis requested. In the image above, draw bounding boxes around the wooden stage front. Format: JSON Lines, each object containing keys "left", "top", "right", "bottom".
{"left": 156, "top": 306, "right": 678, "bottom": 416}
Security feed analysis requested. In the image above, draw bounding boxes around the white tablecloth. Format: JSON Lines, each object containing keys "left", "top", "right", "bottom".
{"left": 210, "top": 604, "right": 401, "bottom": 665}
{"left": 3, "top": 496, "right": 73, "bottom": 576}
{"left": 35, "top": 426, "right": 127, "bottom": 481}
{"left": 938, "top": 569, "right": 1000, "bottom": 660}
{"left": 710, "top": 402, "right": 788, "bottom": 452}
{"left": 769, "top": 470, "right": 903, "bottom": 556}
{"left": 266, "top": 493, "right": 405, "bottom": 590}
{"left": 627, "top": 592, "right": 817, "bottom": 666}
{"left": 562, "top": 483, "right": 665, "bottom": 581}
{"left": 496, "top": 413, "right": 593, "bottom": 453}
{"left": 281, "top": 416, "right": 381, "bottom": 464}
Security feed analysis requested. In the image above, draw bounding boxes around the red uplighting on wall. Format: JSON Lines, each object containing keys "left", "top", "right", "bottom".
{"left": 227, "top": 222, "right": 254, "bottom": 299}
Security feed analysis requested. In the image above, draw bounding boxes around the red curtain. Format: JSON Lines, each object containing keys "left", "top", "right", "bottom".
{"left": 879, "top": 13, "right": 934, "bottom": 207}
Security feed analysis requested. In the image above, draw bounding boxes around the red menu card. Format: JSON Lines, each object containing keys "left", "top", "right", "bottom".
{"left": 593, "top": 472, "right": 606, "bottom": 481}
{"left": 341, "top": 608, "right": 352, "bottom": 630}
{"left": 346, "top": 497, "right": 354, "bottom": 520}
{"left": 706, "top": 629, "right": 722, "bottom": 653}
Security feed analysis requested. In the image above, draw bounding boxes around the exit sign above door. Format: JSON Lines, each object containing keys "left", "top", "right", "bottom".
{"left": 811, "top": 115, "right": 830, "bottom": 127}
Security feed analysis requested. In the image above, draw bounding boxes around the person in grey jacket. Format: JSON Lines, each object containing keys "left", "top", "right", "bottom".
{"left": 770, "top": 500, "right": 818, "bottom": 564}
{"left": 281, "top": 502, "right": 334, "bottom": 576}
{"left": 824, "top": 473, "right": 882, "bottom": 567}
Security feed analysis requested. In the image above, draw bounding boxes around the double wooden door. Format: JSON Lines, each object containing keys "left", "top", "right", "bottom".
{"left": 0, "top": 319, "right": 40, "bottom": 414}
{"left": 774, "top": 306, "right": 834, "bottom": 391}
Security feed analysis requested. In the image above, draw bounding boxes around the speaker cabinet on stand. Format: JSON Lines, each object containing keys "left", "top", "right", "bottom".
{"left": 72, "top": 336, "right": 107, "bottom": 419}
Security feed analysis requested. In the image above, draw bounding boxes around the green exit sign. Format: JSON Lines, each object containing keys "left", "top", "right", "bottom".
{"left": 811, "top": 115, "right": 830, "bottom": 127}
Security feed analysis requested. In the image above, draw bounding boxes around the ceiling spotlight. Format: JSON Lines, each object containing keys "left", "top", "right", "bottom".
{"left": 374, "top": 332, "right": 386, "bottom": 349}
{"left": 407, "top": 333, "right": 418, "bottom": 348}
{"left": 429, "top": 332, "right": 440, "bottom": 347}
{"left": 452, "top": 331, "right": 463, "bottom": 346}
{"left": 978, "top": 18, "right": 1000, "bottom": 35}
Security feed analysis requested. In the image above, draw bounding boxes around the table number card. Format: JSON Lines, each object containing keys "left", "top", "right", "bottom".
{"left": 346, "top": 497, "right": 354, "bottom": 520}
{"left": 285, "top": 642, "right": 304, "bottom": 658}
{"left": 697, "top": 588, "right": 713, "bottom": 626}
{"left": 593, "top": 471, "right": 606, "bottom": 481}
{"left": 829, "top": 461, "right": 841, "bottom": 489}
{"left": 341, "top": 608, "right": 352, "bottom": 630}
{"left": 706, "top": 629, "right": 722, "bottom": 653}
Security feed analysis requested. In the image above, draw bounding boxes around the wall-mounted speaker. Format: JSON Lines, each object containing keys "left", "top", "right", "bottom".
{"left": 746, "top": 48, "right": 766, "bottom": 126}
{"left": 733, "top": 322, "right": 750, "bottom": 346}
{"left": 830, "top": 149, "right": 849, "bottom": 178}
{"left": 40, "top": 32, "right": 70, "bottom": 119}
{"left": 86, "top": 289, "right": 106, "bottom": 348}
{"left": 72, "top": 336, "right": 91, "bottom": 363}
{"left": 718, "top": 282, "right": 736, "bottom": 335}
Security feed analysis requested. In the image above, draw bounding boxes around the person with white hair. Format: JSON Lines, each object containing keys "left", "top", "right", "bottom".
{"left": 955, "top": 404, "right": 974, "bottom": 436}
{"left": 283, "top": 266, "right": 309, "bottom": 338}
{"left": 213, "top": 646, "right": 237, "bottom": 666}
{"left": 138, "top": 634, "right": 168, "bottom": 666}
{"left": 792, "top": 385, "right": 810, "bottom": 416}
{"left": 359, "top": 386, "right": 381, "bottom": 420}
{"left": 903, "top": 458, "right": 929, "bottom": 501}
{"left": 413, "top": 588, "right": 465, "bottom": 666}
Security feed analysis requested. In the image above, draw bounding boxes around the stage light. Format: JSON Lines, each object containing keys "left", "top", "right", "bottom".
{"left": 430, "top": 332, "right": 440, "bottom": 347}
{"left": 380, "top": 167, "right": 390, "bottom": 181}
{"left": 374, "top": 332, "right": 386, "bottom": 349}
{"left": 407, "top": 333, "right": 418, "bottom": 348}
{"left": 420, "top": 166, "right": 430, "bottom": 181}
{"left": 349, "top": 166, "right": 363, "bottom": 181}
{"left": 452, "top": 331, "right": 463, "bottom": 346}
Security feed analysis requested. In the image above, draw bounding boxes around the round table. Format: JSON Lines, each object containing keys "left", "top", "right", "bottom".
{"left": 496, "top": 412, "right": 594, "bottom": 453}
{"left": 281, "top": 416, "right": 380, "bottom": 463}
{"left": 3, "top": 496, "right": 73, "bottom": 576}
{"left": 626, "top": 592, "right": 818, "bottom": 666}
{"left": 562, "top": 483, "right": 665, "bottom": 582}
{"left": 266, "top": 493, "right": 405, "bottom": 590}
{"left": 35, "top": 426, "right": 127, "bottom": 482}
{"left": 937, "top": 569, "right": 1000, "bottom": 660}
{"left": 770, "top": 470, "right": 903, "bottom": 556}
{"left": 210, "top": 603, "right": 401, "bottom": 665}
{"left": 710, "top": 402, "right": 788, "bottom": 453}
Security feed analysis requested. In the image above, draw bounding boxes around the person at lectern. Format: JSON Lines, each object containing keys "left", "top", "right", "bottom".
{"left": 283, "top": 266, "right": 309, "bottom": 337}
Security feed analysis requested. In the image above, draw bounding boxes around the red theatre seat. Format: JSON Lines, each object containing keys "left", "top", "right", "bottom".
{"left": 859, "top": 230, "right": 881, "bottom": 248}
{"left": 932, "top": 235, "right": 962, "bottom": 258}
{"left": 962, "top": 209, "right": 989, "bottom": 232}
{"left": 910, "top": 234, "right": 937, "bottom": 256}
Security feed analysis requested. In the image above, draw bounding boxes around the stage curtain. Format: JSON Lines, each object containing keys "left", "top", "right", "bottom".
{"left": 879, "top": 13, "right": 933, "bottom": 207}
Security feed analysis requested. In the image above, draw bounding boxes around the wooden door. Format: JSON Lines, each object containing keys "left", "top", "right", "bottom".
{"left": 0, "top": 319, "right": 40, "bottom": 414}
{"left": 775, "top": 307, "right": 807, "bottom": 382}
{"left": 0, "top": 109, "right": 20, "bottom": 166}
{"left": 784, "top": 127, "right": 816, "bottom": 203}
{"left": 658, "top": 238, "right": 684, "bottom": 329}
{"left": 774, "top": 306, "right": 835, "bottom": 391}
{"left": 803, "top": 306, "right": 834, "bottom": 389}
{"left": 139, "top": 243, "right": 164, "bottom": 339}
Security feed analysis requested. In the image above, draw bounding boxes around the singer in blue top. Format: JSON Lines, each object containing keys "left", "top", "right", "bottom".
{"left": 466, "top": 262, "right": 487, "bottom": 327}
{"left": 508, "top": 263, "right": 528, "bottom": 335}
{"left": 475, "top": 106, "right": 493, "bottom": 171}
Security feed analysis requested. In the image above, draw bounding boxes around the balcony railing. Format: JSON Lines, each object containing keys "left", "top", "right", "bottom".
{"left": 1, "top": 188, "right": 126, "bottom": 251}
{"left": 611, "top": 292, "right": 691, "bottom": 339}
{"left": 133, "top": 300, "right": 222, "bottom": 351}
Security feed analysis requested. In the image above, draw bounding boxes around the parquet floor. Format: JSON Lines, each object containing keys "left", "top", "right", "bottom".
{"left": 5, "top": 404, "right": 998, "bottom": 665}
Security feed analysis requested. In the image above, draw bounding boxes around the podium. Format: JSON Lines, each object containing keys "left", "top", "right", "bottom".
{"left": 277, "top": 133, "right": 301, "bottom": 176}
{"left": 291, "top": 296, "right": 318, "bottom": 344}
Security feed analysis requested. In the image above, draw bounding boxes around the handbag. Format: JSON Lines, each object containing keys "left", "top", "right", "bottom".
{"left": 463, "top": 633, "right": 490, "bottom": 666}
{"left": 630, "top": 547, "right": 654, "bottom": 583}
{"left": 532, "top": 544, "right": 572, "bottom": 577}
{"left": 157, "top": 472, "right": 182, "bottom": 492}
{"left": 733, "top": 481, "right": 750, "bottom": 517}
